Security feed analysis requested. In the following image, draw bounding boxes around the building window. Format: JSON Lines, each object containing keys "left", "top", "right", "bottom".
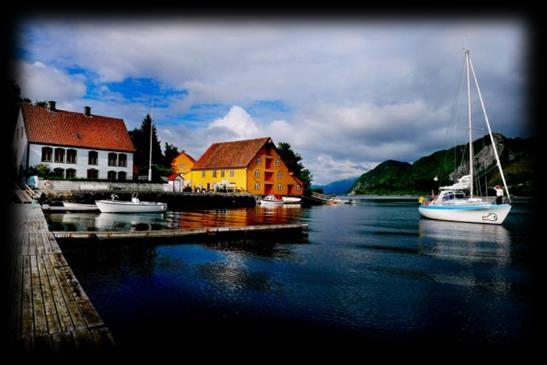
{"left": 230, "top": 169, "right": 235, "bottom": 177}
{"left": 118, "top": 171, "right": 126, "bottom": 181}
{"left": 256, "top": 157, "right": 261, "bottom": 165}
{"left": 108, "top": 153, "right": 117, "bottom": 166}
{"left": 277, "top": 171, "right": 282, "bottom": 179}
{"left": 53, "top": 168, "right": 64, "bottom": 178}
{"left": 118, "top": 154, "right": 127, "bottom": 167}
{"left": 67, "top": 149, "right": 77, "bottom": 164}
{"left": 107, "top": 170, "right": 117, "bottom": 181}
{"left": 275, "top": 159, "right": 280, "bottom": 167}
{"left": 221, "top": 170, "right": 225, "bottom": 178}
{"left": 41, "top": 147, "right": 52, "bottom": 162}
{"left": 87, "top": 169, "right": 98, "bottom": 180}
{"left": 255, "top": 183, "right": 260, "bottom": 190}
{"left": 54, "top": 148, "right": 65, "bottom": 163}
{"left": 179, "top": 163, "right": 185, "bottom": 171}
{"left": 277, "top": 183, "right": 282, "bottom": 191}
{"left": 255, "top": 170, "right": 260, "bottom": 178}
{"left": 212, "top": 170, "right": 217, "bottom": 178}
{"left": 201, "top": 170, "right": 206, "bottom": 178}
{"left": 296, "top": 185, "right": 301, "bottom": 191}
{"left": 88, "top": 151, "right": 98, "bottom": 165}
{"left": 66, "top": 168, "right": 76, "bottom": 179}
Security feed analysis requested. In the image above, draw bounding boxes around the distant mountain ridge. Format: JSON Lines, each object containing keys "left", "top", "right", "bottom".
{"left": 349, "top": 134, "right": 536, "bottom": 197}
{"left": 313, "top": 176, "right": 360, "bottom": 195}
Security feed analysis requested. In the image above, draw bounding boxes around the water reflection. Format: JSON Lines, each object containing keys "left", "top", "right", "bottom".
{"left": 418, "top": 218, "right": 511, "bottom": 265}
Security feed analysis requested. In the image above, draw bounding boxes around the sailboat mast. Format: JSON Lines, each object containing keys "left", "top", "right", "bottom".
{"left": 466, "top": 49, "right": 474, "bottom": 197}
{"left": 469, "top": 57, "right": 511, "bottom": 203}
{"left": 148, "top": 114, "right": 153, "bottom": 182}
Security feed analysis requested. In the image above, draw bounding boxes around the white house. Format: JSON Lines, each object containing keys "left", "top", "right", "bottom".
{"left": 13, "top": 101, "right": 136, "bottom": 181}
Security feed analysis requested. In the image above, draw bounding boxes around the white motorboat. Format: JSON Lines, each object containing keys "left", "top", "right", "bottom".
{"left": 418, "top": 49, "right": 511, "bottom": 225}
{"left": 282, "top": 196, "right": 302, "bottom": 204}
{"left": 95, "top": 194, "right": 167, "bottom": 213}
{"left": 258, "top": 194, "right": 284, "bottom": 206}
{"left": 62, "top": 202, "right": 100, "bottom": 211}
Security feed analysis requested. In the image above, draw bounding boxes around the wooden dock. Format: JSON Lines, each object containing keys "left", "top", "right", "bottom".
{"left": 52, "top": 223, "right": 308, "bottom": 241}
{"left": 7, "top": 203, "right": 117, "bottom": 354}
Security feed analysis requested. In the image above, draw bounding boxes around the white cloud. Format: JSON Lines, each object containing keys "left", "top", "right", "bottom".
{"left": 208, "top": 105, "right": 260, "bottom": 138}
{"left": 18, "top": 61, "right": 86, "bottom": 102}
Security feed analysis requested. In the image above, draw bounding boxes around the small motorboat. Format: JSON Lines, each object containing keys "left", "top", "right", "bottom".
{"left": 95, "top": 194, "right": 167, "bottom": 213}
{"left": 282, "top": 196, "right": 302, "bottom": 204}
{"left": 258, "top": 194, "right": 284, "bottom": 206}
{"left": 62, "top": 202, "right": 100, "bottom": 211}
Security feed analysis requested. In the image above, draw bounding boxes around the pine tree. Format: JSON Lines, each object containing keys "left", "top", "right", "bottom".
{"left": 129, "top": 114, "right": 165, "bottom": 175}
{"left": 277, "top": 142, "right": 313, "bottom": 190}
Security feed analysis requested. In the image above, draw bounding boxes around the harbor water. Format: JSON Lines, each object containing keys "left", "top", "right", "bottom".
{"left": 47, "top": 198, "right": 539, "bottom": 352}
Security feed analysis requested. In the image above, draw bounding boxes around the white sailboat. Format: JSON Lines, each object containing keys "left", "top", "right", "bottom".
{"left": 418, "top": 50, "right": 512, "bottom": 225}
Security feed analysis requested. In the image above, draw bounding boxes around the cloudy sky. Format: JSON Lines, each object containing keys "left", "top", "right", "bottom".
{"left": 15, "top": 16, "right": 529, "bottom": 184}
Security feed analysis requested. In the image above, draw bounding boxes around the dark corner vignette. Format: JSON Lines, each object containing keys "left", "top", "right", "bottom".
{"left": 2, "top": 3, "right": 544, "bottom": 358}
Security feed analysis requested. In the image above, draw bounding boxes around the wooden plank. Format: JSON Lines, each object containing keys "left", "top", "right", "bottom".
{"left": 37, "top": 255, "right": 61, "bottom": 335}
{"left": 90, "top": 327, "right": 117, "bottom": 353}
{"left": 30, "top": 255, "right": 48, "bottom": 337}
{"left": 50, "top": 263, "right": 88, "bottom": 331}
{"left": 9, "top": 256, "right": 23, "bottom": 340}
{"left": 21, "top": 256, "right": 33, "bottom": 338}
{"left": 43, "top": 254, "right": 74, "bottom": 334}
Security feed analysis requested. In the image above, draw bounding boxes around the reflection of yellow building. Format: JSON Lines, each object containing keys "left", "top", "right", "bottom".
{"left": 171, "top": 151, "right": 195, "bottom": 183}
{"left": 190, "top": 137, "right": 304, "bottom": 196}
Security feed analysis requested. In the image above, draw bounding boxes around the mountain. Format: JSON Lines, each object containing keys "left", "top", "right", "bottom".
{"left": 349, "top": 134, "right": 537, "bottom": 197}
{"left": 313, "top": 176, "right": 360, "bottom": 195}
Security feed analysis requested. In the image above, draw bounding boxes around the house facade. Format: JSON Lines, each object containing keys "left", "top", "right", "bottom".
{"left": 13, "top": 102, "right": 135, "bottom": 181}
{"left": 190, "top": 137, "right": 304, "bottom": 196}
{"left": 170, "top": 151, "right": 196, "bottom": 182}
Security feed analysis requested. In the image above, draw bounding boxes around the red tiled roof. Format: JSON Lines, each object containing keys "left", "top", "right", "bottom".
{"left": 21, "top": 104, "right": 136, "bottom": 152}
{"left": 193, "top": 137, "right": 271, "bottom": 170}
{"left": 167, "top": 173, "right": 182, "bottom": 181}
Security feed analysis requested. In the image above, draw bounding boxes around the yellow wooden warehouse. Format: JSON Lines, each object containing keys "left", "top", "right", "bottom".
{"left": 190, "top": 137, "right": 304, "bottom": 196}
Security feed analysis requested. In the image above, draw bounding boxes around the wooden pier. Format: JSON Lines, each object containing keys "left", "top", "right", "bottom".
{"left": 7, "top": 203, "right": 117, "bottom": 354}
{"left": 52, "top": 223, "right": 308, "bottom": 241}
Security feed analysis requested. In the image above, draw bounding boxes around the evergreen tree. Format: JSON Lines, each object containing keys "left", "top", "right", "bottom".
{"left": 163, "top": 142, "right": 180, "bottom": 167}
{"left": 277, "top": 142, "right": 313, "bottom": 190}
{"left": 129, "top": 114, "right": 165, "bottom": 174}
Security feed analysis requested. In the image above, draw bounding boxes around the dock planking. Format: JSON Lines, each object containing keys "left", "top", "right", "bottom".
{"left": 8, "top": 204, "right": 117, "bottom": 354}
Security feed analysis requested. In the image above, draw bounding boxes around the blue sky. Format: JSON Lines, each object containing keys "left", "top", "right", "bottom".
{"left": 15, "top": 18, "right": 528, "bottom": 184}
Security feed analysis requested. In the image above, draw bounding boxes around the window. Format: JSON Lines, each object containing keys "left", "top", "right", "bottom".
{"left": 118, "top": 154, "right": 127, "bottom": 167}
{"left": 66, "top": 168, "right": 76, "bottom": 179}
{"left": 275, "top": 159, "right": 280, "bottom": 167}
{"left": 230, "top": 169, "right": 235, "bottom": 177}
{"left": 54, "top": 148, "right": 65, "bottom": 163}
{"left": 67, "top": 149, "right": 77, "bottom": 164}
{"left": 255, "top": 183, "right": 260, "bottom": 190}
{"left": 53, "top": 168, "right": 64, "bottom": 178}
{"left": 42, "top": 147, "right": 52, "bottom": 162}
{"left": 212, "top": 170, "right": 217, "bottom": 178}
{"left": 277, "top": 171, "right": 282, "bottom": 179}
{"left": 255, "top": 170, "right": 260, "bottom": 178}
{"left": 179, "top": 163, "right": 185, "bottom": 171}
{"left": 201, "top": 170, "right": 206, "bottom": 178}
{"left": 107, "top": 170, "right": 117, "bottom": 181}
{"left": 108, "top": 153, "right": 117, "bottom": 166}
{"left": 87, "top": 169, "right": 98, "bottom": 180}
{"left": 296, "top": 185, "right": 301, "bottom": 192}
{"left": 88, "top": 151, "right": 98, "bottom": 165}
{"left": 277, "top": 183, "right": 282, "bottom": 191}
{"left": 256, "top": 157, "right": 261, "bottom": 165}
{"left": 118, "top": 171, "right": 126, "bottom": 181}
{"left": 221, "top": 170, "right": 225, "bottom": 177}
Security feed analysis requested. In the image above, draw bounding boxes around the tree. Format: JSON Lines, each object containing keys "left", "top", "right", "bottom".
{"left": 129, "top": 114, "right": 165, "bottom": 176}
{"left": 163, "top": 142, "right": 180, "bottom": 167}
{"left": 277, "top": 142, "right": 313, "bottom": 191}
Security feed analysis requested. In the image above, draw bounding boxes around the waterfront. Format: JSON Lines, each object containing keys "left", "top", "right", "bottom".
{"left": 48, "top": 198, "right": 539, "bottom": 352}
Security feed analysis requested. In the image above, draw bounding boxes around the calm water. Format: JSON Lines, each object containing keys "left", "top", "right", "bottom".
{"left": 48, "top": 198, "right": 539, "bottom": 352}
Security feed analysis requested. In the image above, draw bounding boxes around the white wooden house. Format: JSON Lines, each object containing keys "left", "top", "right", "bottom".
{"left": 12, "top": 101, "right": 135, "bottom": 181}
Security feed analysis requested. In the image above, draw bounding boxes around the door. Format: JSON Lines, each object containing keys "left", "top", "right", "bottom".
{"left": 287, "top": 184, "right": 294, "bottom": 195}
{"left": 265, "top": 184, "right": 273, "bottom": 194}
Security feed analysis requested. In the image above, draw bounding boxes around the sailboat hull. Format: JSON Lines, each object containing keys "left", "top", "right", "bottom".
{"left": 418, "top": 204, "right": 511, "bottom": 225}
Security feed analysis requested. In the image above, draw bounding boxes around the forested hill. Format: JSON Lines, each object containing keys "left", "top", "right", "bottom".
{"left": 348, "top": 134, "right": 537, "bottom": 197}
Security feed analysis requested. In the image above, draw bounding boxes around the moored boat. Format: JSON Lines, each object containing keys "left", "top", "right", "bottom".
{"left": 282, "top": 196, "right": 301, "bottom": 204}
{"left": 259, "top": 194, "right": 284, "bottom": 206}
{"left": 95, "top": 194, "right": 167, "bottom": 213}
{"left": 62, "top": 202, "right": 100, "bottom": 211}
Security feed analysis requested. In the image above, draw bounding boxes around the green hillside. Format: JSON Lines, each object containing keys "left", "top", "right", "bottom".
{"left": 349, "top": 134, "right": 536, "bottom": 197}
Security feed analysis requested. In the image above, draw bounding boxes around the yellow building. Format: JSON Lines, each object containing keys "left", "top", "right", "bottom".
{"left": 171, "top": 151, "right": 196, "bottom": 183}
{"left": 190, "top": 137, "right": 304, "bottom": 196}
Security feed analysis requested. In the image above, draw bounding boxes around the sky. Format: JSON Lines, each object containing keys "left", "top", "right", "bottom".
{"left": 14, "top": 16, "right": 529, "bottom": 185}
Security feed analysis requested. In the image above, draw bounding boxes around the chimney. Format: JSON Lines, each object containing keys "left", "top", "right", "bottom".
{"left": 48, "top": 100, "right": 56, "bottom": 111}
{"left": 84, "top": 106, "right": 91, "bottom": 117}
